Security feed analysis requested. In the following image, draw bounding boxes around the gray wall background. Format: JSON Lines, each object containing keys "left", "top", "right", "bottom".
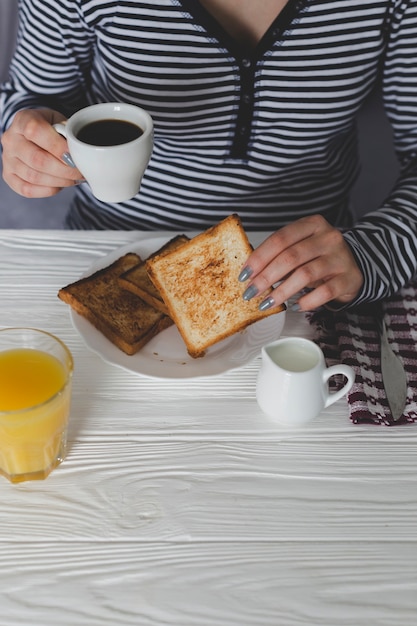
{"left": 0, "top": 0, "right": 400, "bottom": 228}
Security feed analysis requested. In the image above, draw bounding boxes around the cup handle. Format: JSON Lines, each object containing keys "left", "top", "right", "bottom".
{"left": 53, "top": 121, "right": 68, "bottom": 138}
{"left": 323, "top": 364, "right": 355, "bottom": 408}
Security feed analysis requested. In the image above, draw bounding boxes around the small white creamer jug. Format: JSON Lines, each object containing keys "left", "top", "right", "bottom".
{"left": 256, "top": 337, "right": 355, "bottom": 426}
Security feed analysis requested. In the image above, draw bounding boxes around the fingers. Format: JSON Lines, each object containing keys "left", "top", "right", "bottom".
{"left": 292, "top": 274, "right": 363, "bottom": 311}
{"left": 1, "top": 108, "right": 83, "bottom": 198}
{"left": 241, "top": 216, "right": 324, "bottom": 280}
{"left": 239, "top": 215, "right": 364, "bottom": 311}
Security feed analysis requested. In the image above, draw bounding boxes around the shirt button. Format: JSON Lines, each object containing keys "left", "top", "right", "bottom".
{"left": 242, "top": 94, "right": 251, "bottom": 104}
{"left": 239, "top": 126, "right": 247, "bottom": 135}
{"left": 241, "top": 58, "right": 251, "bottom": 68}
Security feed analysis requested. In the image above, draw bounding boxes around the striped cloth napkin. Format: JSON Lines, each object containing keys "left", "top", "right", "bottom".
{"left": 308, "top": 282, "right": 417, "bottom": 426}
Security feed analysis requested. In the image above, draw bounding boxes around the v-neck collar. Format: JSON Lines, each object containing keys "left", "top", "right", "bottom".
{"left": 176, "top": 0, "right": 309, "bottom": 160}
{"left": 178, "top": 0, "right": 307, "bottom": 60}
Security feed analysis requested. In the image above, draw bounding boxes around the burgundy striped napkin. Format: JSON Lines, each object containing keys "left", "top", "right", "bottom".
{"left": 308, "top": 282, "right": 417, "bottom": 426}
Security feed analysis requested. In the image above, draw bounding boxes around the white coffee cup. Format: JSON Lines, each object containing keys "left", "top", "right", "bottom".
{"left": 54, "top": 102, "right": 153, "bottom": 202}
{"left": 256, "top": 337, "right": 355, "bottom": 426}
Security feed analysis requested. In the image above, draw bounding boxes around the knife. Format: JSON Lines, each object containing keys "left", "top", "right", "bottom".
{"left": 376, "top": 312, "right": 408, "bottom": 421}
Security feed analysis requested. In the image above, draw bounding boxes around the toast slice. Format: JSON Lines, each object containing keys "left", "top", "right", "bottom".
{"left": 118, "top": 235, "right": 190, "bottom": 314}
{"left": 58, "top": 253, "right": 173, "bottom": 355}
{"left": 146, "top": 214, "right": 286, "bottom": 358}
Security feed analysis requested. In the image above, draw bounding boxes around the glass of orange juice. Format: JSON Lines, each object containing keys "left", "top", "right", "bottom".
{"left": 0, "top": 328, "right": 73, "bottom": 483}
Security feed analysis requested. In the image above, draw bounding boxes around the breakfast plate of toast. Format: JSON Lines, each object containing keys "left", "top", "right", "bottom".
{"left": 59, "top": 215, "right": 286, "bottom": 379}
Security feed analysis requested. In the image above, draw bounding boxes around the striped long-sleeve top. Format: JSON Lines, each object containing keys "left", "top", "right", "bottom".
{"left": 1, "top": 0, "right": 417, "bottom": 306}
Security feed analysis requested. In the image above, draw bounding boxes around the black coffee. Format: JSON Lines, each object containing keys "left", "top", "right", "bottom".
{"left": 76, "top": 119, "right": 143, "bottom": 146}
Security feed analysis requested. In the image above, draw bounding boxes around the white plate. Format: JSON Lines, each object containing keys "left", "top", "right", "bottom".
{"left": 70, "top": 236, "right": 286, "bottom": 379}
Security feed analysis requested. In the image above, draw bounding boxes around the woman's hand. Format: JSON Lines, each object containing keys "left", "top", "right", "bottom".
{"left": 1, "top": 108, "right": 83, "bottom": 198}
{"left": 239, "top": 215, "right": 364, "bottom": 311}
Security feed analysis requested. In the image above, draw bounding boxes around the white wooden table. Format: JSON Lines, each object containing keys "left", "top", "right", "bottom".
{"left": 0, "top": 229, "right": 416, "bottom": 626}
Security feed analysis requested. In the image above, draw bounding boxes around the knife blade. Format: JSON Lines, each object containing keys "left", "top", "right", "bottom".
{"left": 376, "top": 313, "right": 408, "bottom": 421}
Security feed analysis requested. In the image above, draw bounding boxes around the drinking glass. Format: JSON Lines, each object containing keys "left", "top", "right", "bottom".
{"left": 0, "top": 328, "right": 73, "bottom": 483}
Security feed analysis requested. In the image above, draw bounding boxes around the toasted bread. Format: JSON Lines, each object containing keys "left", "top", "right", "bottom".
{"left": 146, "top": 214, "right": 286, "bottom": 358}
{"left": 58, "top": 253, "right": 173, "bottom": 355}
{"left": 118, "top": 235, "right": 189, "bottom": 314}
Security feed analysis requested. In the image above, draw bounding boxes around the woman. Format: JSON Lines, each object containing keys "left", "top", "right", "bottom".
{"left": 1, "top": 0, "right": 417, "bottom": 312}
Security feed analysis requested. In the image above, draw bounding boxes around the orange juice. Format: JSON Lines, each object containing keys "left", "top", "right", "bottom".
{"left": 0, "top": 333, "right": 73, "bottom": 483}
{"left": 0, "top": 348, "right": 66, "bottom": 411}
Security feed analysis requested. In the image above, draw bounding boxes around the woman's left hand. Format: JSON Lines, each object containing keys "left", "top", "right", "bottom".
{"left": 239, "top": 215, "right": 364, "bottom": 311}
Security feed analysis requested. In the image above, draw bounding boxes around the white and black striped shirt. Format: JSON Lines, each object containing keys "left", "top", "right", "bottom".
{"left": 1, "top": 0, "right": 417, "bottom": 305}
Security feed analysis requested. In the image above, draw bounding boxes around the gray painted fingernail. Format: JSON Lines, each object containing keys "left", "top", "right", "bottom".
{"left": 259, "top": 296, "right": 275, "bottom": 311}
{"left": 243, "top": 284, "right": 259, "bottom": 301}
{"left": 62, "top": 152, "right": 76, "bottom": 168}
{"left": 238, "top": 266, "right": 253, "bottom": 282}
{"left": 291, "top": 302, "right": 301, "bottom": 312}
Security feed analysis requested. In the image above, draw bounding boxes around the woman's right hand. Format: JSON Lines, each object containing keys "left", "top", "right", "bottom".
{"left": 1, "top": 108, "right": 83, "bottom": 198}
